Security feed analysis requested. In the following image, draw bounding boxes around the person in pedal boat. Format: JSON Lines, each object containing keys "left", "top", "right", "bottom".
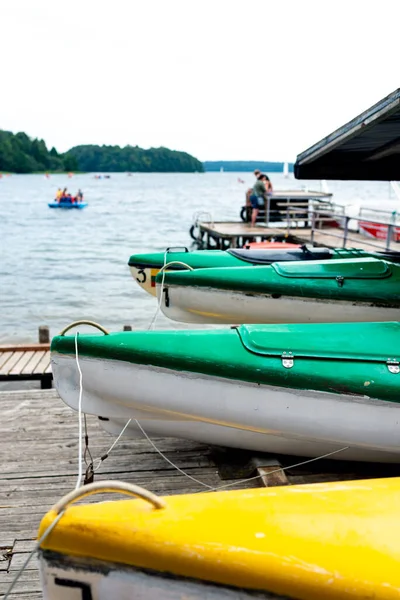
{"left": 55, "top": 188, "right": 62, "bottom": 201}
{"left": 58, "top": 188, "right": 68, "bottom": 202}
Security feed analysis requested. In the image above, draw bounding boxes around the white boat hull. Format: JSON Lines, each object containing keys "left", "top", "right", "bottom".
{"left": 52, "top": 353, "right": 400, "bottom": 462}
{"left": 40, "top": 553, "right": 263, "bottom": 599}
{"left": 130, "top": 266, "right": 159, "bottom": 296}
{"left": 157, "top": 284, "right": 400, "bottom": 324}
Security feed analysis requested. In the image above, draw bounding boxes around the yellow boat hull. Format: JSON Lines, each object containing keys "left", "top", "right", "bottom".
{"left": 39, "top": 477, "right": 400, "bottom": 599}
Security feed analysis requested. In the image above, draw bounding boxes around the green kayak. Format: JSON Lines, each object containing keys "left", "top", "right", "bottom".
{"left": 51, "top": 321, "right": 400, "bottom": 462}
{"left": 128, "top": 246, "right": 400, "bottom": 297}
{"left": 155, "top": 257, "right": 400, "bottom": 323}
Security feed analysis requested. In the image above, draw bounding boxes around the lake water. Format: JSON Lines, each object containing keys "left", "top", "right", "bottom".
{"left": 1, "top": 172, "right": 399, "bottom": 343}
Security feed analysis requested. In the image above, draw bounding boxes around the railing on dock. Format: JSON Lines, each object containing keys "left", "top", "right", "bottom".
{"left": 282, "top": 202, "right": 400, "bottom": 252}
{"left": 193, "top": 200, "right": 400, "bottom": 251}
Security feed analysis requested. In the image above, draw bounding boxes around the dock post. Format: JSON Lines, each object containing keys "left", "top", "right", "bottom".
{"left": 41, "top": 377, "right": 52, "bottom": 390}
{"left": 38, "top": 326, "right": 50, "bottom": 344}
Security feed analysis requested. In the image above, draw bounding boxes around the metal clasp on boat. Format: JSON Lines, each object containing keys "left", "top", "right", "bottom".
{"left": 387, "top": 359, "right": 400, "bottom": 374}
{"left": 281, "top": 352, "right": 294, "bottom": 369}
{"left": 336, "top": 275, "right": 345, "bottom": 287}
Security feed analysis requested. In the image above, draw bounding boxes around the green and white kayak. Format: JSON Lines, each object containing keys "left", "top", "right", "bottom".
{"left": 51, "top": 321, "right": 400, "bottom": 462}
{"left": 156, "top": 257, "right": 400, "bottom": 324}
{"left": 129, "top": 247, "right": 400, "bottom": 297}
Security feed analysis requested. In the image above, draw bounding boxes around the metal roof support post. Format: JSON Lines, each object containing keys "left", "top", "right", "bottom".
{"left": 286, "top": 204, "right": 290, "bottom": 235}
{"left": 310, "top": 211, "right": 316, "bottom": 245}
{"left": 385, "top": 224, "right": 393, "bottom": 251}
{"left": 342, "top": 216, "right": 349, "bottom": 248}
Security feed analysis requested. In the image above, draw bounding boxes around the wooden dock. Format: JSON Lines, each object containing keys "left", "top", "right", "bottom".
{"left": 0, "top": 344, "right": 52, "bottom": 390}
{"left": 0, "top": 328, "right": 53, "bottom": 390}
{"left": 195, "top": 221, "right": 290, "bottom": 249}
{"left": 2, "top": 388, "right": 400, "bottom": 598}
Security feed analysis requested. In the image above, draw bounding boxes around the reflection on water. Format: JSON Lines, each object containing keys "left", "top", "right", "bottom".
{"left": 1, "top": 172, "right": 398, "bottom": 342}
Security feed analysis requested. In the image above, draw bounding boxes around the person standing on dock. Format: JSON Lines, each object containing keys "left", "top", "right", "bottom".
{"left": 249, "top": 174, "right": 269, "bottom": 226}
{"left": 246, "top": 170, "right": 261, "bottom": 207}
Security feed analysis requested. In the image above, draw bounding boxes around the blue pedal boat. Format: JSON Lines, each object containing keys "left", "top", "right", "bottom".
{"left": 48, "top": 201, "right": 88, "bottom": 209}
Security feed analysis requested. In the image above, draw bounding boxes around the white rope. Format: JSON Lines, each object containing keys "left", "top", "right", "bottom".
{"left": 134, "top": 419, "right": 213, "bottom": 489}
{"left": 3, "top": 511, "right": 65, "bottom": 600}
{"left": 204, "top": 445, "right": 350, "bottom": 493}
{"left": 75, "top": 332, "right": 84, "bottom": 489}
{"left": 74, "top": 333, "right": 132, "bottom": 473}
{"left": 134, "top": 419, "right": 349, "bottom": 492}
{"left": 147, "top": 251, "right": 194, "bottom": 330}
{"left": 147, "top": 250, "right": 168, "bottom": 330}
{"left": 92, "top": 418, "right": 132, "bottom": 472}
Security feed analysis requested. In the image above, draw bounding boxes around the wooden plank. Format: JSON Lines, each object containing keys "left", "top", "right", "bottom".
{"left": 9, "top": 351, "right": 35, "bottom": 376}
{"left": 44, "top": 363, "right": 52, "bottom": 374}
{"left": 9, "top": 552, "right": 39, "bottom": 572}
{"left": 0, "top": 352, "right": 24, "bottom": 376}
{"left": 0, "top": 570, "right": 41, "bottom": 594}
{"left": 256, "top": 465, "right": 289, "bottom": 487}
{"left": 0, "top": 351, "right": 14, "bottom": 370}
{"left": 0, "top": 344, "right": 49, "bottom": 352}
{"left": 6, "top": 594, "right": 43, "bottom": 599}
{"left": 12, "top": 540, "right": 37, "bottom": 553}
{"left": 32, "top": 352, "right": 51, "bottom": 375}
{"left": 21, "top": 351, "right": 46, "bottom": 375}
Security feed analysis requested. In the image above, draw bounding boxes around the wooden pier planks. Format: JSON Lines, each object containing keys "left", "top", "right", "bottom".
{"left": 0, "top": 344, "right": 52, "bottom": 389}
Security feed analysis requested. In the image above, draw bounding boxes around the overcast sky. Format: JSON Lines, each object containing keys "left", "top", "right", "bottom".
{"left": 1, "top": 0, "right": 399, "bottom": 162}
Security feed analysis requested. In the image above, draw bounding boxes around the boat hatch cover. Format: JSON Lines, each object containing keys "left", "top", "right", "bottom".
{"left": 237, "top": 322, "right": 400, "bottom": 363}
{"left": 228, "top": 247, "right": 333, "bottom": 264}
{"left": 271, "top": 258, "right": 392, "bottom": 279}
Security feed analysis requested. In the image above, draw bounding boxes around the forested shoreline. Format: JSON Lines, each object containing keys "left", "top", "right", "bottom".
{"left": 0, "top": 131, "right": 77, "bottom": 173}
{"left": 65, "top": 144, "right": 204, "bottom": 173}
{"left": 0, "top": 130, "right": 292, "bottom": 174}
{"left": 0, "top": 130, "right": 203, "bottom": 173}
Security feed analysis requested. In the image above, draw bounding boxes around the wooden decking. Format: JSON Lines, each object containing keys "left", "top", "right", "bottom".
{"left": 0, "top": 344, "right": 52, "bottom": 389}
{"left": 1, "top": 388, "right": 400, "bottom": 598}
{"left": 199, "top": 221, "right": 284, "bottom": 238}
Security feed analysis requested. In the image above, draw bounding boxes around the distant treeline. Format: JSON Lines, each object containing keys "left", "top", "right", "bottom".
{"left": 203, "top": 161, "right": 294, "bottom": 172}
{"left": 65, "top": 145, "right": 204, "bottom": 173}
{"left": 0, "top": 130, "right": 77, "bottom": 173}
{"left": 0, "top": 130, "right": 293, "bottom": 175}
{"left": 0, "top": 130, "right": 204, "bottom": 173}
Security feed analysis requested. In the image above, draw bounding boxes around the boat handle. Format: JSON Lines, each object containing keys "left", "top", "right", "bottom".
{"left": 159, "top": 261, "right": 194, "bottom": 273}
{"left": 59, "top": 320, "right": 110, "bottom": 336}
{"left": 51, "top": 481, "right": 166, "bottom": 514}
{"left": 166, "top": 246, "right": 189, "bottom": 253}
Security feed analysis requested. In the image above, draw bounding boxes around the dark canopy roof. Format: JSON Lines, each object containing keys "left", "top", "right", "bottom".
{"left": 295, "top": 89, "right": 400, "bottom": 180}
